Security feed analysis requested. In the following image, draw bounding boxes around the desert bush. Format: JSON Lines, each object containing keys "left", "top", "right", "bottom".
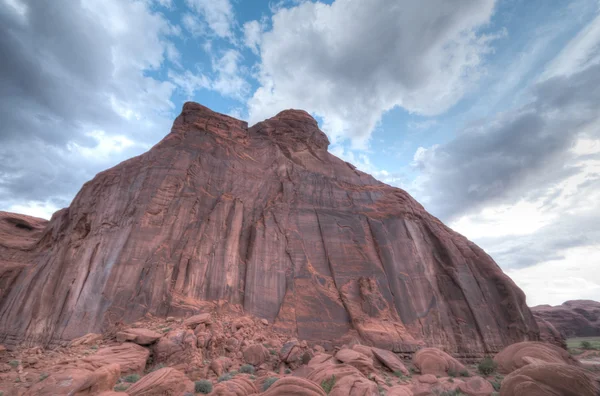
{"left": 239, "top": 364, "right": 255, "bottom": 374}
{"left": 581, "top": 341, "right": 594, "bottom": 350}
{"left": 195, "top": 380, "right": 213, "bottom": 394}
{"left": 123, "top": 374, "right": 140, "bottom": 383}
{"left": 321, "top": 375, "right": 336, "bottom": 394}
{"left": 217, "top": 372, "right": 235, "bottom": 382}
{"left": 262, "top": 377, "right": 278, "bottom": 391}
{"left": 478, "top": 357, "right": 497, "bottom": 376}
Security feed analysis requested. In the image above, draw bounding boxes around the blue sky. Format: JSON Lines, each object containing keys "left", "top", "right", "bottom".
{"left": 1, "top": 0, "right": 600, "bottom": 306}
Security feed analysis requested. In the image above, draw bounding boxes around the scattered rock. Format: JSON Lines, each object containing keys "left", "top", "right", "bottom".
{"left": 260, "top": 319, "right": 269, "bottom": 326}
{"left": 210, "top": 356, "right": 233, "bottom": 376}
{"left": 417, "top": 374, "right": 438, "bottom": 384}
{"left": 127, "top": 367, "right": 194, "bottom": 395}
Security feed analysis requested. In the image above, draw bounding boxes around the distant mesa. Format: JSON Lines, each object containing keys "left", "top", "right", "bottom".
{"left": 0, "top": 102, "right": 537, "bottom": 353}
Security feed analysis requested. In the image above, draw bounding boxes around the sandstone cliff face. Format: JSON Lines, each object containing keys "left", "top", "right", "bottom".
{"left": 532, "top": 300, "right": 600, "bottom": 338}
{"left": 0, "top": 102, "right": 538, "bottom": 353}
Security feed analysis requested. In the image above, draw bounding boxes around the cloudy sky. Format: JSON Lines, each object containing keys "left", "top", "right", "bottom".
{"left": 1, "top": 0, "right": 599, "bottom": 307}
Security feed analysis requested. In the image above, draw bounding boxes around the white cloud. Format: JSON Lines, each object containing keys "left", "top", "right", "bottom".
{"left": 0, "top": 0, "right": 180, "bottom": 215}
{"left": 182, "top": 12, "right": 205, "bottom": 37}
{"left": 211, "top": 50, "right": 250, "bottom": 100}
{"left": 242, "top": 20, "right": 262, "bottom": 54}
{"left": 8, "top": 201, "right": 60, "bottom": 220}
{"left": 168, "top": 69, "right": 211, "bottom": 98}
{"left": 248, "top": 0, "right": 498, "bottom": 148}
{"left": 184, "top": 0, "right": 235, "bottom": 39}
{"left": 542, "top": 12, "right": 600, "bottom": 80}
{"left": 507, "top": 246, "right": 600, "bottom": 306}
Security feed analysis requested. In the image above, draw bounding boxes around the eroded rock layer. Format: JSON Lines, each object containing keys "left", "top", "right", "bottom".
{"left": 532, "top": 300, "right": 600, "bottom": 338}
{"left": 0, "top": 102, "right": 538, "bottom": 352}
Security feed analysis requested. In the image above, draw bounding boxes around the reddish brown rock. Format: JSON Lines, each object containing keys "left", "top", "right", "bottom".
{"left": 371, "top": 347, "right": 409, "bottom": 375}
{"left": 494, "top": 341, "right": 579, "bottom": 374}
{"left": 69, "top": 333, "right": 103, "bottom": 347}
{"left": 0, "top": 102, "right": 538, "bottom": 353}
{"left": 531, "top": 300, "right": 600, "bottom": 338}
{"left": 243, "top": 344, "right": 270, "bottom": 366}
{"left": 413, "top": 348, "right": 466, "bottom": 376}
{"left": 458, "top": 376, "right": 494, "bottom": 396}
{"left": 261, "top": 376, "right": 326, "bottom": 396}
{"left": 535, "top": 316, "right": 567, "bottom": 350}
{"left": 211, "top": 376, "right": 258, "bottom": 395}
{"left": 80, "top": 343, "right": 149, "bottom": 375}
{"left": 334, "top": 348, "right": 375, "bottom": 376}
{"left": 500, "top": 363, "right": 600, "bottom": 396}
{"left": 184, "top": 312, "right": 211, "bottom": 328}
{"left": 126, "top": 367, "right": 194, "bottom": 395}
{"left": 116, "top": 328, "right": 161, "bottom": 345}
{"left": 25, "top": 363, "right": 120, "bottom": 395}
{"left": 388, "top": 386, "right": 414, "bottom": 396}
{"left": 152, "top": 329, "right": 199, "bottom": 365}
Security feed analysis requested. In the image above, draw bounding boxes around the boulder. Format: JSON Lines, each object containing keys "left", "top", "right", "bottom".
{"left": 261, "top": 376, "right": 326, "bottom": 396}
{"left": 371, "top": 347, "right": 409, "bottom": 375}
{"left": 243, "top": 344, "right": 270, "bottom": 366}
{"left": 126, "top": 367, "right": 194, "bottom": 395}
{"left": 328, "top": 374, "right": 378, "bottom": 396}
{"left": 413, "top": 348, "right": 466, "bottom": 376}
{"left": 335, "top": 348, "right": 375, "bottom": 376}
{"left": 494, "top": 341, "right": 579, "bottom": 374}
{"left": 210, "top": 376, "right": 258, "bottom": 395}
{"left": 152, "top": 329, "right": 198, "bottom": 364}
{"left": 500, "top": 362, "right": 600, "bottom": 396}
{"left": 458, "top": 376, "right": 494, "bottom": 396}
{"left": 210, "top": 356, "right": 233, "bottom": 376}
{"left": 81, "top": 343, "right": 149, "bottom": 375}
{"left": 25, "top": 363, "right": 120, "bottom": 395}
{"left": 184, "top": 313, "right": 211, "bottom": 328}
{"left": 116, "top": 328, "right": 161, "bottom": 345}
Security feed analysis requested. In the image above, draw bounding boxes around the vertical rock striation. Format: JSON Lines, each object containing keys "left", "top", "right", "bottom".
{"left": 0, "top": 102, "right": 538, "bottom": 353}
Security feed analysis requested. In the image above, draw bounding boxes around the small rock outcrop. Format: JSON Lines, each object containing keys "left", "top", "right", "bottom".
{"left": 126, "top": 367, "right": 195, "bottom": 395}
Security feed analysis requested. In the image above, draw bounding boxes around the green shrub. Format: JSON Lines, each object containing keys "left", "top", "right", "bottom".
{"left": 8, "top": 360, "right": 19, "bottom": 368}
{"left": 448, "top": 368, "right": 457, "bottom": 377}
{"left": 490, "top": 380, "right": 501, "bottom": 391}
{"left": 581, "top": 341, "right": 594, "bottom": 350}
{"left": 114, "top": 384, "right": 129, "bottom": 391}
{"left": 285, "top": 368, "right": 291, "bottom": 374}
{"left": 239, "top": 364, "right": 255, "bottom": 374}
{"left": 39, "top": 373, "right": 49, "bottom": 381}
{"left": 269, "top": 349, "right": 277, "bottom": 355}
{"left": 459, "top": 369, "right": 470, "bottom": 377}
{"left": 195, "top": 380, "right": 213, "bottom": 394}
{"left": 439, "top": 391, "right": 466, "bottom": 396}
{"left": 123, "top": 374, "right": 140, "bottom": 383}
{"left": 321, "top": 375, "right": 336, "bottom": 394}
{"left": 478, "top": 357, "right": 497, "bottom": 376}
{"left": 218, "top": 373, "right": 234, "bottom": 382}
{"left": 263, "top": 377, "right": 279, "bottom": 391}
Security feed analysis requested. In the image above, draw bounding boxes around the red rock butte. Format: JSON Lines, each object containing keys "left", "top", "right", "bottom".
{"left": 0, "top": 102, "right": 538, "bottom": 353}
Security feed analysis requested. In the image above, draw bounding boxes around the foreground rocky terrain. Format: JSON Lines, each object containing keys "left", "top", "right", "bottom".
{"left": 532, "top": 300, "right": 600, "bottom": 338}
{"left": 0, "top": 306, "right": 598, "bottom": 395}
{"left": 0, "top": 102, "right": 537, "bottom": 355}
